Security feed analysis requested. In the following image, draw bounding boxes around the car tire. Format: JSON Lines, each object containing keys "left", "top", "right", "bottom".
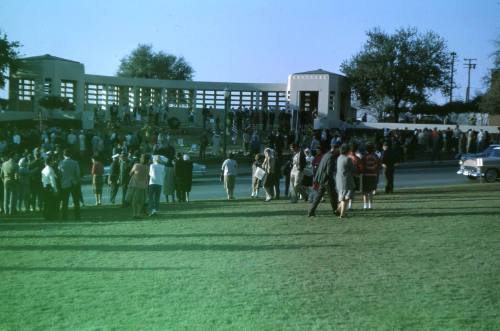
{"left": 484, "top": 169, "right": 498, "bottom": 183}
{"left": 467, "top": 176, "right": 476, "bottom": 180}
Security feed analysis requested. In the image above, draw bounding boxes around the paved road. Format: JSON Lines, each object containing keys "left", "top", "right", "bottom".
{"left": 80, "top": 164, "right": 470, "bottom": 205}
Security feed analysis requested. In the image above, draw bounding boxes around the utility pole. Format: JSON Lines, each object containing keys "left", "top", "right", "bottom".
{"left": 449, "top": 52, "right": 456, "bottom": 103}
{"left": 463, "top": 58, "right": 477, "bottom": 103}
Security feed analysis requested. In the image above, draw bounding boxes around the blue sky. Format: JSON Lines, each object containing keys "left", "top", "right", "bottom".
{"left": 1, "top": 0, "right": 498, "bottom": 103}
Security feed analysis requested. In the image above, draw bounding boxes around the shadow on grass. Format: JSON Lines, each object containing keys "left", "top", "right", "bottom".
{"left": 0, "top": 232, "right": 333, "bottom": 239}
{"left": 158, "top": 209, "right": 310, "bottom": 220}
{"left": 0, "top": 243, "right": 341, "bottom": 252}
{"left": 352, "top": 210, "right": 500, "bottom": 219}
{"left": 395, "top": 184, "right": 500, "bottom": 196}
{"left": 375, "top": 196, "right": 500, "bottom": 204}
{"left": 0, "top": 266, "right": 192, "bottom": 272}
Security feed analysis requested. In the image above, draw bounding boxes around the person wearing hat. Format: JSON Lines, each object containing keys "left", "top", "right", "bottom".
{"left": 108, "top": 154, "right": 121, "bottom": 204}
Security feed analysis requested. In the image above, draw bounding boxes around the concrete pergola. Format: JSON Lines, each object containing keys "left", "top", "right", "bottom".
{"left": 5, "top": 55, "right": 352, "bottom": 129}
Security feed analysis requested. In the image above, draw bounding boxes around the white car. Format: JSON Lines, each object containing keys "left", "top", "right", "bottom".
{"left": 457, "top": 146, "right": 500, "bottom": 183}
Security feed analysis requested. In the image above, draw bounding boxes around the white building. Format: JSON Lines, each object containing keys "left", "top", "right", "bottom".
{"left": 5, "top": 55, "right": 352, "bottom": 129}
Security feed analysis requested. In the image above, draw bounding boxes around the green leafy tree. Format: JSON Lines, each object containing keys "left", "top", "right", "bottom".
{"left": 479, "top": 37, "right": 500, "bottom": 114}
{"left": 117, "top": 44, "right": 194, "bottom": 80}
{"left": 0, "top": 30, "right": 21, "bottom": 90}
{"left": 341, "top": 27, "right": 453, "bottom": 122}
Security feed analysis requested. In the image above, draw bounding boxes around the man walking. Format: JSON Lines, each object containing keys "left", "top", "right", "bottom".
{"left": 308, "top": 142, "right": 338, "bottom": 217}
{"left": 58, "top": 149, "right": 81, "bottom": 220}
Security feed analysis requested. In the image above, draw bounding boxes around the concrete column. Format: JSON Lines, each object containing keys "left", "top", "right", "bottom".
{"left": 75, "top": 79, "right": 85, "bottom": 113}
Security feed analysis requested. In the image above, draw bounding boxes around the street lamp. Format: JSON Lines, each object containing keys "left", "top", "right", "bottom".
{"left": 223, "top": 88, "right": 230, "bottom": 158}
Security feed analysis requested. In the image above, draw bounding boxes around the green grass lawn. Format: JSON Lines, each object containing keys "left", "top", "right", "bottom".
{"left": 1, "top": 184, "right": 500, "bottom": 330}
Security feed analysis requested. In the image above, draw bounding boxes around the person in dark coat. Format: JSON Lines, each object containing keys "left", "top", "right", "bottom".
{"left": 381, "top": 142, "right": 398, "bottom": 193}
{"left": 175, "top": 153, "right": 193, "bottom": 202}
{"left": 308, "top": 142, "right": 338, "bottom": 217}
{"left": 119, "top": 152, "right": 132, "bottom": 206}
{"left": 109, "top": 155, "right": 120, "bottom": 204}
{"left": 58, "top": 149, "right": 81, "bottom": 220}
{"left": 182, "top": 154, "right": 193, "bottom": 202}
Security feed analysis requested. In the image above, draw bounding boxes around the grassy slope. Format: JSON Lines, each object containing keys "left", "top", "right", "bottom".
{"left": 0, "top": 184, "right": 499, "bottom": 331}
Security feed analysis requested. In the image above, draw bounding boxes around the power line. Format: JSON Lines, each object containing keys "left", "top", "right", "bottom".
{"left": 463, "top": 58, "right": 477, "bottom": 103}
{"left": 449, "top": 52, "right": 456, "bottom": 103}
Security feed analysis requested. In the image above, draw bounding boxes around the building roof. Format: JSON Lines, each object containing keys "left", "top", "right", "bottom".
{"left": 293, "top": 69, "right": 337, "bottom": 75}
{"left": 21, "top": 54, "right": 82, "bottom": 64}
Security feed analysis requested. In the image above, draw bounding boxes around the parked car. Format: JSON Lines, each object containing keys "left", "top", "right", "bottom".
{"left": 417, "top": 115, "right": 443, "bottom": 124}
{"left": 459, "top": 144, "right": 500, "bottom": 162}
{"left": 457, "top": 146, "right": 500, "bottom": 182}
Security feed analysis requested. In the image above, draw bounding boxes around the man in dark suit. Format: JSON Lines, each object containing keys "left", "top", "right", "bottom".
{"left": 381, "top": 142, "right": 399, "bottom": 193}
{"left": 308, "top": 142, "right": 339, "bottom": 217}
{"left": 58, "top": 149, "right": 81, "bottom": 220}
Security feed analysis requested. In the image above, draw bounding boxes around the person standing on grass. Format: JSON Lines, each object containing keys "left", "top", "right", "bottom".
{"left": 41, "top": 157, "right": 59, "bottom": 220}
{"left": 129, "top": 154, "right": 150, "bottom": 219}
{"left": 58, "top": 149, "right": 81, "bottom": 220}
{"left": 262, "top": 148, "right": 276, "bottom": 202}
{"left": 361, "top": 143, "right": 380, "bottom": 210}
{"left": 289, "top": 143, "right": 308, "bottom": 203}
{"left": 181, "top": 154, "right": 193, "bottom": 202}
{"left": 336, "top": 144, "right": 355, "bottom": 219}
{"left": 308, "top": 142, "right": 338, "bottom": 217}
{"left": 29, "top": 151, "right": 44, "bottom": 212}
{"left": 91, "top": 155, "right": 104, "bottom": 205}
{"left": 221, "top": 152, "right": 238, "bottom": 200}
{"left": 119, "top": 152, "right": 132, "bottom": 207}
{"left": 17, "top": 157, "right": 31, "bottom": 212}
{"left": 381, "top": 142, "right": 398, "bottom": 194}
{"left": 251, "top": 153, "right": 264, "bottom": 198}
{"left": 347, "top": 142, "right": 362, "bottom": 210}
{"left": 148, "top": 155, "right": 165, "bottom": 215}
{"left": 174, "top": 153, "right": 187, "bottom": 202}
{"left": 109, "top": 154, "right": 120, "bottom": 204}
{"left": 163, "top": 157, "right": 176, "bottom": 203}
{"left": 0, "top": 152, "right": 19, "bottom": 216}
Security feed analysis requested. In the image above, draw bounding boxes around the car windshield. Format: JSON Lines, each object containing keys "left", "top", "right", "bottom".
{"left": 490, "top": 149, "right": 500, "bottom": 158}
{"left": 482, "top": 145, "right": 499, "bottom": 156}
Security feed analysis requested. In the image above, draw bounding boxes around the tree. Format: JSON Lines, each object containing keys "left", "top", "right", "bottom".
{"left": 0, "top": 30, "right": 21, "bottom": 90}
{"left": 117, "top": 44, "right": 194, "bottom": 81}
{"left": 479, "top": 37, "right": 500, "bottom": 114}
{"left": 341, "top": 27, "right": 453, "bottom": 122}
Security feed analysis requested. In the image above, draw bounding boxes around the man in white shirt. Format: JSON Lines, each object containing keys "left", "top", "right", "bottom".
{"left": 221, "top": 153, "right": 238, "bottom": 200}
{"left": 148, "top": 155, "right": 166, "bottom": 215}
{"left": 41, "top": 158, "right": 59, "bottom": 220}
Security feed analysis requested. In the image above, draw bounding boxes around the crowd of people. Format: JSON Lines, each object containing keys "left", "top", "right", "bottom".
{"left": 219, "top": 124, "right": 499, "bottom": 218}
{"left": 222, "top": 136, "right": 400, "bottom": 219}
{"left": 1, "top": 118, "right": 499, "bottom": 220}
